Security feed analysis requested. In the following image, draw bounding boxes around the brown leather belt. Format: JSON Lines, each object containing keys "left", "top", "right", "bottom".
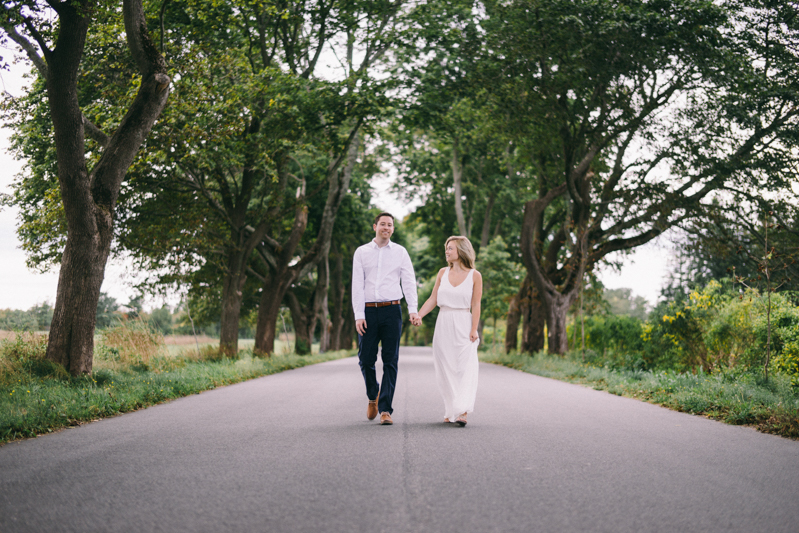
{"left": 365, "top": 300, "right": 401, "bottom": 308}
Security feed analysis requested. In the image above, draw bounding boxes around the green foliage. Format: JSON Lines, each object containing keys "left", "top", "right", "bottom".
{"left": 294, "top": 337, "right": 311, "bottom": 356}
{"left": 95, "top": 292, "right": 119, "bottom": 329}
{"left": 581, "top": 315, "right": 646, "bottom": 370}
{"left": 773, "top": 342, "right": 799, "bottom": 388}
{"left": 0, "top": 332, "right": 66, "bottom": 384}
{"left": 148, "top": 307, "right": 173, "bottom": 335}
{"left": 97, "top": 320, "right": 164, "bottom": 370}
{"left": 603, "top": 289, "right": 650, "bottom": 321}
{"left": 0, "top": 309, "right": 38, "bottom": 332}
{"left": 578, "top": 279, "right": 799, "bottom": 387}
{"left": 645, "top": 282, "right": 799, "bottom": 377}
{"left": 0, "top": 302, "right": 53, "bottom": 332}
{"left": 477, "top": 236, "right": 523, "bottom": 321}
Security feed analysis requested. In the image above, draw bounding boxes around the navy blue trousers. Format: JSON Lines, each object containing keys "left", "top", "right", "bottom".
{"left": 358, "top": 304, "right": 402, "bottom": 415}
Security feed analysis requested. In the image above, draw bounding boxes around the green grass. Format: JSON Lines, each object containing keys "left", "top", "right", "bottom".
{"left": 480, "top": 349, "right": 799, "bottom": 439}
{"left": 1, "top": 339, "right": 354, "bottom": 445}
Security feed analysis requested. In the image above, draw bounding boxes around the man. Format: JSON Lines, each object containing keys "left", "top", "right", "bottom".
{"left": 352, "top": 212, "right": 421, "bottom": 425}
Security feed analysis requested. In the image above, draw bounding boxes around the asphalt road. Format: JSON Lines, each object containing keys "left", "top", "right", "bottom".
{"left": 1, "top": 347, "right": 798, "bottom": 533}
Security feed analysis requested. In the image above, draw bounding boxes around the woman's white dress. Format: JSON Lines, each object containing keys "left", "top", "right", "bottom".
{"left": 432, "top": 267, "right": 479, "bottom": 421}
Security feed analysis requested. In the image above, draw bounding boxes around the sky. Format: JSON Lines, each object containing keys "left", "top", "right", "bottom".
{"left": 0, "top": 59, "right": 670, "bottom": 312}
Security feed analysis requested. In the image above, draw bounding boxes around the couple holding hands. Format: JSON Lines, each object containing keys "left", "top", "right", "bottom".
{"left": 352, "top": 212, "right": 483, "bottom": 427}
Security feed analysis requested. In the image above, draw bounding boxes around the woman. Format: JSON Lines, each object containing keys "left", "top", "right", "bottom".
{"left": 418, "top": 236, "right": 483, "bottom": 426}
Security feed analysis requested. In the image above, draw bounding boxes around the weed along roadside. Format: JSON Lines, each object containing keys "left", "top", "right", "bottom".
{"left": 0, "top": 331, "right": 354, "bottom": 445}
{"left": 481, "top": 349, "right": 799, "bottom": 439}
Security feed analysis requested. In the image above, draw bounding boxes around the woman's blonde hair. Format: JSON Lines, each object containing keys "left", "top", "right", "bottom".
{"left": 445, "top": 236, "right": 476, "bottom": 269}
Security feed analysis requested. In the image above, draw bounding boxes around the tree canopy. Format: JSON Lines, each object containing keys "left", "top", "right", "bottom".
{"left": 3, "top": 0, "right": 799, "bottom": 367}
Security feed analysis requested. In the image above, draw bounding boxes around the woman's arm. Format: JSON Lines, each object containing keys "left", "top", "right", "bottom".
{"left": 470, "top": 271, "right": 483, "bottom": 342}
{"left": 418, "top": 268, "right": 445, "bottom": 320}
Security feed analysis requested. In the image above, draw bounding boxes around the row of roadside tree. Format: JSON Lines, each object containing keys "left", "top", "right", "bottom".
{"left": 2, "top": 0, "right": 799, "bottom": 376}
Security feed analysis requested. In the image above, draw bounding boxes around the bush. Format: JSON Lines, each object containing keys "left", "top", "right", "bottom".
{"left": 586, "top": 315, "right": 645, "bottom": 368}
{"left": 148, "top": 307, "right": 173, "bottom": 335}
{"left": 0, "top": 332, "right": 66, "bottom": 383}
{"left": 294, "top": 337, "right": 311, "bottom": 355}
{"left": 97, "top": 320, "right": 164, "bottom": 369}
{"left": 773, "top": 340, "right": 799, "bottom": 387}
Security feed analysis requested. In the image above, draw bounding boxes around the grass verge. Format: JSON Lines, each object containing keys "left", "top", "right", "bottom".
{"left": 480, "top": 349, "right": 799, "bottom": 439}
{"left": 1, "top": 335, "right": 354, "bottom": 445}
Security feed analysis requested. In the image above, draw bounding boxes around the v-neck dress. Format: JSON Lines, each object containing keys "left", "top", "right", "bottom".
{"left": 432, "top": 267, "right": 479, "bottom": 421}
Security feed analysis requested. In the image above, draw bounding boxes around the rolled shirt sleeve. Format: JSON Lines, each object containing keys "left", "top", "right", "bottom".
{"left": 351, "top": 247, "right": 366, "bottom": 321}
{"left": 400, "top": 248, "right": 419, "bottom": 315}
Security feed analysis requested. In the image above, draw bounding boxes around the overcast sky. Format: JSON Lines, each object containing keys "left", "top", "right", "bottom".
{"left": 0, "top": 60, "right": 669, "bottom": 311}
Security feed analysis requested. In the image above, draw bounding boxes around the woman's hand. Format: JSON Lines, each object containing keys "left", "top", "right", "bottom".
{"left": 469, "top": 329, "right": 479, "bottom": 343}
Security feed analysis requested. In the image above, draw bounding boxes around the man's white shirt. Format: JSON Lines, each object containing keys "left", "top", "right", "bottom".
{"left": 351, "top": 240, "right": 418, "bottom": 321}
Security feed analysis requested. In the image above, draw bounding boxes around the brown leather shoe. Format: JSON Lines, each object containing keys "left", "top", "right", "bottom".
{"left": 380, "top": 412, "right": 393, "bottom": 425}
{"left": 367, "top": 397, "right": 378, "bottom": 420}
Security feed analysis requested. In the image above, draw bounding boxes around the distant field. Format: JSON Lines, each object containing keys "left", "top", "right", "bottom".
{"left": 0, "top": 331, "right": 299, "bottom": 356}
{"left": 0, "top": 331, "right": 47, "bottom": 340}
{"left": 162, "top": 336, "right": 296, "bottom": 356}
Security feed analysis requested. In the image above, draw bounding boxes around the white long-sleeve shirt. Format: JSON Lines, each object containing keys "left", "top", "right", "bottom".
{"left": 351, "top": 240, "right": 418, "bottom": 321}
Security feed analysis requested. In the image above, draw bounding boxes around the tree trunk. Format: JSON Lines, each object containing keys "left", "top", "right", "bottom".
{"left": 285, "top": 289, "right": 312, "bottom": 355}
{"left": 340, "top": 305, "right": 355, "bottom": 350}
{"left": 219, "top": 247, "right": 248, "bottom": 356}
{"left": 521, "top": 284, "right": 546, "bottom": 354}
{"left": 480, "top": 191, "right": 496, "bottom": 249}
{"left": 22, "top": 0, "right": 170, "bottom": 375}
{"left": 451, "top": 139, "right": 467, "bottom": 236}
{"left": 544, "top": 291, "right": 577, "bottom": 355}
{"left": 329, "top": 247, "right": 345, "bottom": 350}
{"left": 47, "top": 222, "right": 111, "bottom": 374}
{"left": 504, "top": 278, "right": 526, "bottom": 353}
{"left": 254, "top": 268, "right": 299, "bottom": 354}
{"left": 309, "top": 258, "right": 330, "bottom": 353}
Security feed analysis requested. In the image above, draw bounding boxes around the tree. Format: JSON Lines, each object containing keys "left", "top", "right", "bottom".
{"left": 604, "top": 288, "right": 649, "bottom": 321}
{"left": 29, "top": 301, "right": 53, "bottom": 331}
{"left": 4, "top": 0, "right": 404, "bottom": 357}
{"left": 1, "top": 0, "right": 170, "bottom": 374}
{"left": 148, "top": 306, "right": 173, "bottom": 335}
{"left": 475, "top": 236, "right": 523, "bottom": 348}
{"left": 481, "top": 0, "right": 799, "bottom": 354}
{"left": 250, "top": 1, "right": 423, "bottom": 355}
{"left": 95, "top": 292, "right": 118, "bottom": 329}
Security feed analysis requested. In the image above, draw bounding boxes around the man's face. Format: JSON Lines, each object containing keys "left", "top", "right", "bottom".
{"left": 373, "top": 216, "right": 394, "bottom": 240}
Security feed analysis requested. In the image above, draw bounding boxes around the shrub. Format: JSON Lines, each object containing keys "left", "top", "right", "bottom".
{"left": 294, "top": 337, "right": 311, "bottom": 355}
{"left": 0, "top": 332, "right": 66, "bottom": 382}
{"left": 773, "top": 340, "right": 799, "bottom": 387}
{"left": 97, "top": 320, "right": 164, "bottom": 369}
{"left": 578, "top": 315, "right": 647, "bottom": 370}
{"left": 703, "top": 293, "right": 757, "bottom": 369}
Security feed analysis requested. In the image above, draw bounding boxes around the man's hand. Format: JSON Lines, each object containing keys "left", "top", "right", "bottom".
{"left": 409, "top": 313, "right": 422, "bottom": 326}
{"left": 356, "top": 319, "right": 367, "bottom": 336}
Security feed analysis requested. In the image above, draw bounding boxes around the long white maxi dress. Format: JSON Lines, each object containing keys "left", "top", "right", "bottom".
{"left": 432, "top": 267, "right": 479, "bottom": 421}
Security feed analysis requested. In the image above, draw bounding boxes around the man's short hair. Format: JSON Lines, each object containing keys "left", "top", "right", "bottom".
{"left": 374, "top": 212, "right": 395, "bottom": 225}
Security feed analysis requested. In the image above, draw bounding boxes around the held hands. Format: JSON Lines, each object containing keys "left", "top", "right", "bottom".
{"left": 358, "top": 314, "right": 422, "bottom": 335}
